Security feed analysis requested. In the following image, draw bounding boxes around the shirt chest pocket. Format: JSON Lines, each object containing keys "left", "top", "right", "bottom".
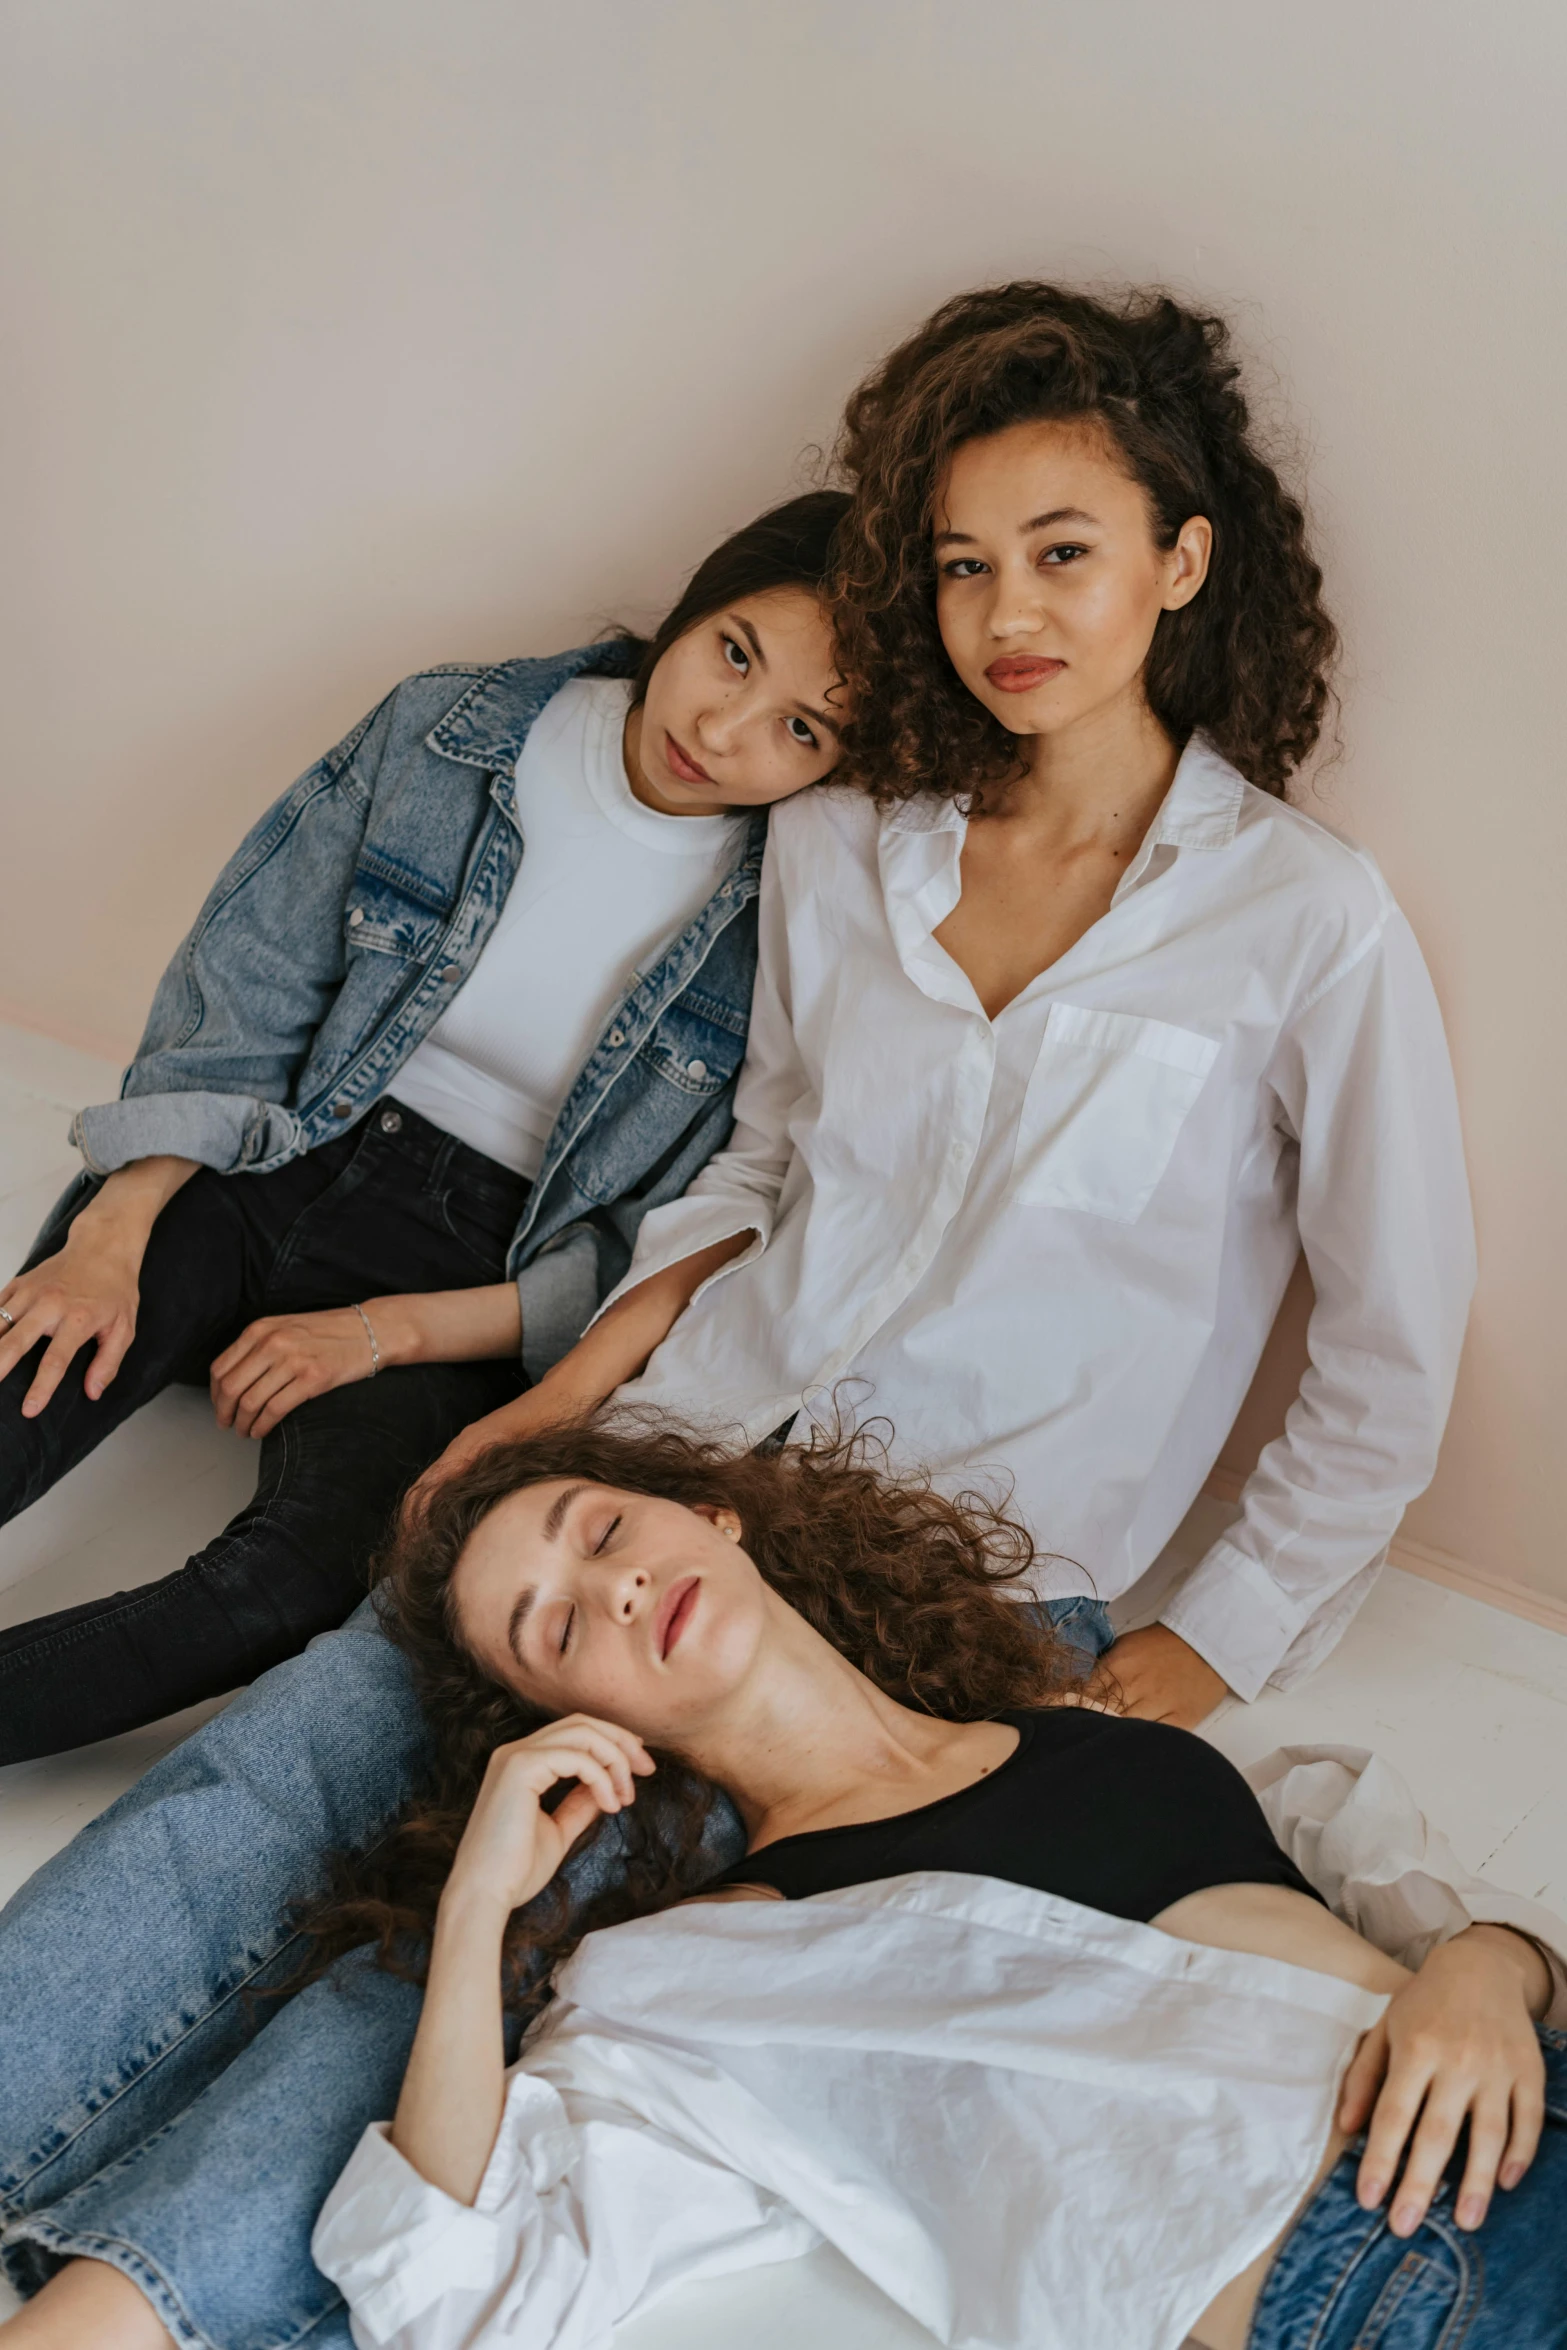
{"left": 1012, "top": 1003, "right": 1220, "bottom": 1224}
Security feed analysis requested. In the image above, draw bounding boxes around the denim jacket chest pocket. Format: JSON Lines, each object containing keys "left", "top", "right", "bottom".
{"left": 340, "top": 864, "right": 453, "bottom": 965}
{"left": 642, "top": 986, "right": 749, "bottom": 1099}
{"left": 1011, "top": 1002, "right": 1221, "bottom": 1225}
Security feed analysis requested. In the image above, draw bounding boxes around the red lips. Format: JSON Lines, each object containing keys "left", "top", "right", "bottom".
{"left": 655, "top": 1577, "right": 700, "bottom": 1660}
{"left": 985, "top": 657, "right": 1066, "bottom": 693}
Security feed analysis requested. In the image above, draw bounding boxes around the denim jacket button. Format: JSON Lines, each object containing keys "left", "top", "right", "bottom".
{"left": 332, "top": 1101, "right": 353, "bottom": 1118}
{"left": 686, "top": 1058, "right": 708, "bottom": 1079}
{"left": 348, "top": 907, "right": 364, "bottom": 927}
{"left": 440, "top": 962, "right": 462, "bottom": 982}
{"left": 608, "top": 1027, "right": 626, "bottom": 1048}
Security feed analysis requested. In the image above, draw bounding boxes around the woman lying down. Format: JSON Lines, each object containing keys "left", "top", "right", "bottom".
{"left": 24, "top": 1424, "right": 1567, "bottom": 2350}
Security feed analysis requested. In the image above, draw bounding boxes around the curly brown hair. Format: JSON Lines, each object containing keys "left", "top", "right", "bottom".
{"left": 830, "top": 282, "right": 1338, "bottom": 803}
{"left": 302, "top": 1413, "right": 1084, "bottom": 2020}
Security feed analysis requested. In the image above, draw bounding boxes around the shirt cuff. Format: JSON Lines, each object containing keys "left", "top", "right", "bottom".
{"left": 1160, "top": 1539, "right": 1306, "bottom": 1703}
{"left": 587, "top": 1197, "right": 769, "bottom": 1330}
{"left": 311, "top": 2122, "right": 508, "bottom": 2342}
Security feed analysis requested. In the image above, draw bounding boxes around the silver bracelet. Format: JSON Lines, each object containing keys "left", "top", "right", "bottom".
{"left": 350, "top": 1301, "right": 381, "bottom": 1376}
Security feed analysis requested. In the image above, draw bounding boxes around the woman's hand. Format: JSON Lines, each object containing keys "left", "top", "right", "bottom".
{"left": 444, "top": 1717, "right": 656, "bottom": 1921}
{"left": 402, "top": 1381, "right": 592, "bottom": 1523}
{"left": 210, "top": 1307, "right": 378, "bottom": 1438}
{"left": 0, "top": 1155, "right": 196, "bottom": 1415}
{"left": 0, "top": 1227, "right": 143, "bottom": 1415}
{"left": 1340, "top": 1923, "right": 1550, "bottom": 2235}
{"left": 1095, "top": 1624, "right": 1229, "bottom": 1728}
{"left": 0, "top": 1221, "right": 153, "bottom": 1415}
{"left": 390, "top": 1716, "right": 652, "bottom": 2208}
{"left": 401, "top": 1237, "right": 755, "bottom": 1524}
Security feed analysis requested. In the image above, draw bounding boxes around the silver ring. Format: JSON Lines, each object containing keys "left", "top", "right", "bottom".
{"left": 0, "top": 1308, "right": 14, "bottom": 1330}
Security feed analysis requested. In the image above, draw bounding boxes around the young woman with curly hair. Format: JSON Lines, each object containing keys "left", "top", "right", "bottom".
{"left": 9, "top": 1424, "right": 1562, "bottom": 2349}
{"left": 418, "top": 282, "right": 1475, "bottom": 1732}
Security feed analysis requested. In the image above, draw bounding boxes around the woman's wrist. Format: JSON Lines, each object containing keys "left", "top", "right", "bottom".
{"left": 358, "top": 1293, "right": 425, "bottom": 1370}
{"left": 434, "top": 1873, "right": 515, "bottom": 1949}
{"left": 1457, "top": 1923, "right": 1555, "bottom": 2019}
{"left": 358, "top": 1285, "right": 524, "bottom": 1372}
{"left": 72, "top": 1156, "right": 198, "bottom": 1256}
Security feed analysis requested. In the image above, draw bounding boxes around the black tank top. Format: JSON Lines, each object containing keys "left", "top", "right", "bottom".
{"left": 710, "top": 1709, "right": 1323, "bottom": 1920}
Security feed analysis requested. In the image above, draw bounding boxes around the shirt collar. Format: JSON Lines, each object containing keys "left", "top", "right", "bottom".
{"left": 1142, "top": 733, "right": 1248, "bottom": 854}
{"left": 875, "top": 733, "right": 1248, "bottom": 990}
{"left": 879, "top": 731, "right": 1246, "bottom": 850}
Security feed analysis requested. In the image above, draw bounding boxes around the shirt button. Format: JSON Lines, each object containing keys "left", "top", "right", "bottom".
{"left": 686, "top": 1058, "right": 708, "bottom": 1079}
{"left": 440, "top": 962, "right": 461, "bottom": 983}
{"left": 379, "top": 1109, "right": 402, "bottom": 1135}
{"left": 348, "top": 907, "right": 364, "bottom": 928}
{"left": 608, "top": 1028, "right": 626, "bottom": 1048}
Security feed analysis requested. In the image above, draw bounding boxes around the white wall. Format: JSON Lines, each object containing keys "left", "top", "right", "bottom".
{"left": 3, "top": 0, "right": 1565, "bottom": 1615}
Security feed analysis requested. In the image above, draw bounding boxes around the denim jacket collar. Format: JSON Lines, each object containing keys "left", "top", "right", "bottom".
{"left": 428, "top": 639, "right": 640, "bottom": 828}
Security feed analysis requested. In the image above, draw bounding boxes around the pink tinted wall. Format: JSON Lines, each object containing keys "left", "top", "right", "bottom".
{"left": 2, "top": 1, "right": 1564, "bottom": 1615}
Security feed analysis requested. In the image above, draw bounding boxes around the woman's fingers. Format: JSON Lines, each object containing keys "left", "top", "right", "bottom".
{"left": 547, "top": 1783, "right": 604, "bottom": 1849}
{"left": 0, "top": 1298, "right": 46, "bottom": 1387}
{"left": 1452, "top": 2089, "right": 1518, "bottom": 2230}
{"left": 1339, "top": 2020, "right": 1390, "bottom": 2135}
{"left": 499, "top": 1719, "right": 653, "bottom": 1809}
{"left": 1499, "top": 2069, "right": 1546, "bottom": 2192}
{"left": 246, "top": 1377, "right": 317, "bottom": 1441}
{"left": 83, "top": 1314, "right": 136, "bottom": 1400}
{"left": 209, "top": 1324, "right": 267, "bottom": 1385}
{"left": 543, "top": 1715, "right": 656, "bottom": 1790}
{"left": 528, "top": 1732, "right": 637, "bottom": 1810}
{"left": 1388, "top": 2085, "right": 1483, "bottom": 2234}
{"left": 22, "top": 1315, "right": 98, "bottom": 1416}
{"left": 1356, "top": 2048, "right": 1436, "bottom": 2211}
{"left": 230, "top": 1359, "right": 301, "bottom": 1439}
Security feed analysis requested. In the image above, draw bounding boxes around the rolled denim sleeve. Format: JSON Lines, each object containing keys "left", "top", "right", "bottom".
{"left": 70, "top": 693, "right": 394, "bottom": 1178}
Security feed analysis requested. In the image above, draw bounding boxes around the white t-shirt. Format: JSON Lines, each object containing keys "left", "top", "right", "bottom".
{"left": 394, "top": 677, "right": 745, "bottom": 1179}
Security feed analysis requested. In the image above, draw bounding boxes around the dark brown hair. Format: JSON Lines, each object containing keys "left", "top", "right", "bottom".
{"left": 830, "top": 283, "right": 1338, "bottom": 803}
{"left": 624, "top": 489, "right": 850, "bottom": 702}
{"left": 303, "top": 1414, "right": 1084, "bottom": 2020}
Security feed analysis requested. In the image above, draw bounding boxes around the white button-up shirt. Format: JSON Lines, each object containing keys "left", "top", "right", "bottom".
{"left": 312, "top": 1747, "right": 1567, "bottom": 2350}
{"left": 602, "top": 742, "right": 1475, "bottom": 1698}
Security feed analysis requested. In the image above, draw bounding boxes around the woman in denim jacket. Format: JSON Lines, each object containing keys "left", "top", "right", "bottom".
{"left": 0, "top": 491, "right": 847, "bottom": 1764}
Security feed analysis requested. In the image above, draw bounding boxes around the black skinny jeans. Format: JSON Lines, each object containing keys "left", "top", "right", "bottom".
{"left": 0, "top": 1102, "right": 528, "bottom": 1764}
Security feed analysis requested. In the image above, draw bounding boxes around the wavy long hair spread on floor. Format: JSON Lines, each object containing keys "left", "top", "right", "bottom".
{"left": 830, "top": 281, "right": 1338, "bottom": 804}
{"left": 301, "top": 1414, "right": 1085, "bottom": 2021}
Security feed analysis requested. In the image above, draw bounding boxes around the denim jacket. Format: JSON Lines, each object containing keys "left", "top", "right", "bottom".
{"left": 70, "top": 643, "right": 765, "bottom": 1377}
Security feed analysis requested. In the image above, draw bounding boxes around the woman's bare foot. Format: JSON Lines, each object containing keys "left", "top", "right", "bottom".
{"left": 0, "top": 2259, "right": 174, "bottom": 2348}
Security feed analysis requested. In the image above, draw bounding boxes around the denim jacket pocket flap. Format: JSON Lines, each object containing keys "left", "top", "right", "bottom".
{"left": 1012, "top": 1002, "right": 1221, "bottom": 1225}
{"left": 643, "top": 996, "right": 748, "bottom": 1096}
{"left": 342, "top": 869, "right": 448, "bottom": 962}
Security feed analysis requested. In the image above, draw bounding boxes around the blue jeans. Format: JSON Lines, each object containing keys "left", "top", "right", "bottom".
{"left": 0, "top": 1592, "right": 1112, "bottom": 2345}
{"left": 1249, "top": 2026, "right": 1567, "bottom": 2346}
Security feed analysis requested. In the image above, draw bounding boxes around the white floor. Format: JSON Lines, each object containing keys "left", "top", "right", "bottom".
{"left": 2, "top": 1020, "right": 1566, "bottom": 2338}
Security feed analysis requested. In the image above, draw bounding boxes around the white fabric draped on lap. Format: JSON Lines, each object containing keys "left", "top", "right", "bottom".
{"left": 315, "top": 1746, "right": 1567, "bottom": 2350}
